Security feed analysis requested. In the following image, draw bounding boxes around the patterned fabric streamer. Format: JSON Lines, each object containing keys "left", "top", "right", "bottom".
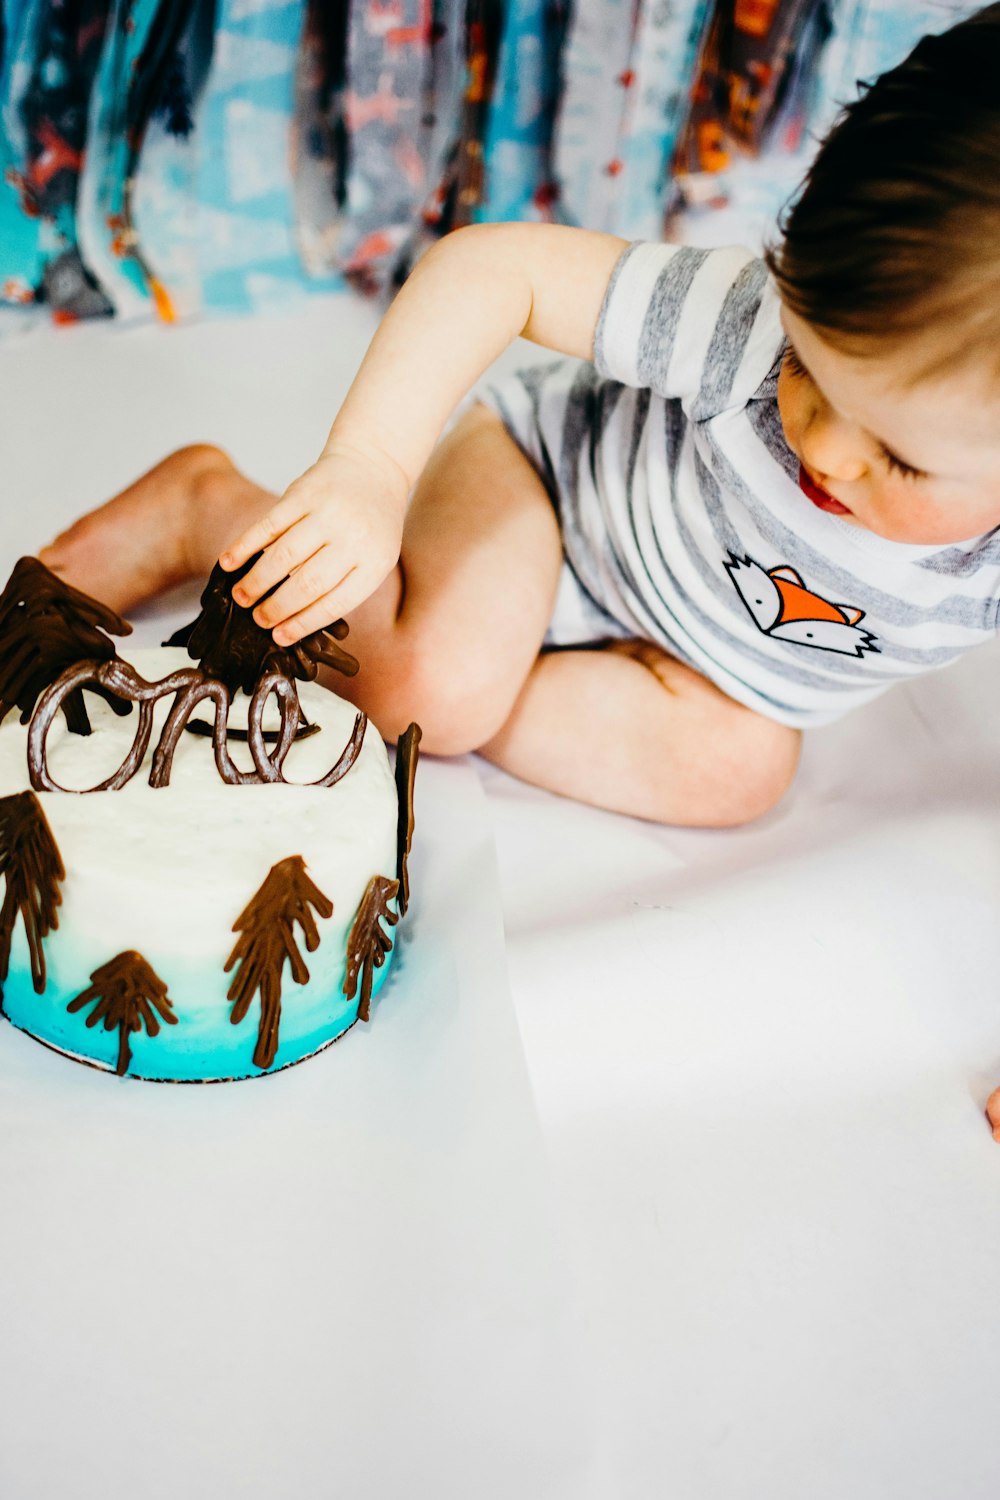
{"left": 765, "top": 0, "right": 831, "bottom": 156}
{"left": 418, "top": 0, "right": 468, "bottom": 224}
{"left": 9, "top": 0, "right": 113, "bottom": 318}
{"left": 164, "top": 0, "right": 316, "bottom": 316}
{"left": 75, "top": 0, "right": 178, "bottom": 322}
{"left": 474, "top": 0, "right": 570, "bottom": 226}
{"left": 0, "top": 0, "right": 986, "bottom": 323}
{"left": 610, "top": 0, "right": 713, "bottom": 240}
{"left": 292, "top": 0, "right": 351, "bottom": 277}
{"left": 449, "top": 0, "right": 504, "bottom": 229}
{"left": 337, "top": 0, "right": 433, "bottom": 293}
{"left": 128, "top": 0, "right": 220, "bottom": 322}
{"left": 674, "top": 0, "right": 819, "bottom": 180}
{"left": 0, "top": 0, "right": 59, "bottom": 310}
{"left": 810, "top": 0, "right": 981, "bottom": 137}
{"left": 668, "top": 0, "right": 984, "bottom": 253}
{"left": 727, "top": 0, "right": 818, "bottom": 152}
{"left": 552, "top": 0, "right": 640, "bottom": 233}
{"left": 383, "top": 0, "right": 476, "bottom": 289}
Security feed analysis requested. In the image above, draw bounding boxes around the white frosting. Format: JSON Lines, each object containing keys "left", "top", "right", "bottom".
{"left": 0, "top": 648, "right": 400, "bottom": 1077}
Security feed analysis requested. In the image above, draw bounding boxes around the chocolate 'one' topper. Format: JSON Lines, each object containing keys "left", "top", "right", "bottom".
{"left": 166, "top": 553, "right": 359, "bottom": 695}
{"left": 0, "top": 556, "right": 133, "bottom": 735}
{"left": 28, "top": 658, "right": 367, "bottom": 793}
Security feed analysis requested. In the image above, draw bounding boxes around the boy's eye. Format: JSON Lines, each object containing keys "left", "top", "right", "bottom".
{"left": 782, "top": 336, "right": 930, "bottom": 484}
{"left": 783, "top": 344, "right": 809, "bottom": 381}
{"left": 880, "top": 444, "right": 927, "bottom": 483}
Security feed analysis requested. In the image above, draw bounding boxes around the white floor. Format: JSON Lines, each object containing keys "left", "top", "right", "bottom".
{"left": 3, "top": 295, "right": 1000, "bottom": 1498}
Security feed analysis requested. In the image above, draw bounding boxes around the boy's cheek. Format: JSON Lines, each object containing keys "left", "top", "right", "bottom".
{"left": 858, "top": 478, "right": 942, "bottom": 540}
{"left": 775, "top": 372, "right": 803, "bottom": 453}
{"left": 869, "top": 487, "right": 996, "bottom": 546}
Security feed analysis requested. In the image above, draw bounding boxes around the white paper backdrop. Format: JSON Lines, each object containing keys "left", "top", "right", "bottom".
{"left": 3, "top": 292, "right": 1000, "bottom": 1498}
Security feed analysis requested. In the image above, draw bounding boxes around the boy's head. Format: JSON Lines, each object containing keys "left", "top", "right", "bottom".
{"left": 767, "top": 4, "right": 1000, "bottom": 545}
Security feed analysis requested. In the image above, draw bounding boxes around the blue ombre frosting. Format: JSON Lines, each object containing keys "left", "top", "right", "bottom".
{"left": 0, "top": 649, "right": 403, "bottom": 1082}
{"left": 1, "top": 919, "right": 395, "bottom": 1081}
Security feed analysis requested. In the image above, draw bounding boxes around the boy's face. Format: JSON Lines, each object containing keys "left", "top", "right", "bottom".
{"left": 777, "top": 305, "right": 1000, "bottom": 545}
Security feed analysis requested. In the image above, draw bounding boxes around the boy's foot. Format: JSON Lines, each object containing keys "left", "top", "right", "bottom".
{"left": 39, "top": 444, "right": 250, "bottom": 615}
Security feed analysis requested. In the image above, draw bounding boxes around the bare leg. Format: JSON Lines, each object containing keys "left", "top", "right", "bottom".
{"left": 336, "top": 412, "right": 800, "bottom": 824}
{"left": 329, "top": 405, "right": 564, "bottom": 749}
{"left": 38, "top": 412, "right": 800, "bottom": 824}
{"left": 479, "top": 640, "right": 801, "bottom": 826}
{"left": 40, "top": 444, "right": 253, "bottom": 614}
{"left": 40, "top": 408, "right": 567, "bottom": 752}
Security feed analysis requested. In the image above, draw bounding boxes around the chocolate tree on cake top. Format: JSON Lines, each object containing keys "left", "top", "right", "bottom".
{"left": 0, "top": 556, "right": 133, "bottom": 735}
{"left": 166, "top": 554, "right": 359, "bottom": 697}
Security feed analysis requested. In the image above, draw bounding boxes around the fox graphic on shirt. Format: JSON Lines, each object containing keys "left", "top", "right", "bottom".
{"left": 725, "top": 553, "right": 880, "bottom": 658}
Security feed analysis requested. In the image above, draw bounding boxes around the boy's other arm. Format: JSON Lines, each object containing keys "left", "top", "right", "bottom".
{"left": 222, "top": 224, "right": 628, "bottom": 643}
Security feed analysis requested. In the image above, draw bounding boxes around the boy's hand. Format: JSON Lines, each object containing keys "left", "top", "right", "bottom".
{"left": 218, "top": 445, "right": 409, "bottom": 645}
{"left": 216, "top": 224, "right": 625, "bottom": 648}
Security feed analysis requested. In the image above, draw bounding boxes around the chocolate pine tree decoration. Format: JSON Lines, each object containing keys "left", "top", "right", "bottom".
{"left": 394, "top": 724, "right": 421, "bottom": 917}
{"left": 344, "top": 875, "right": 399, "bottom": 1023}
{"left": 67, "top": 950, "right": 177, "bottom": 1077}
{"left": 167, "top": 554, "right": 359, "bottom": 697}
{"left": 0, "top": 555, "right": 133, "bottom": 735}
{"left": 0, "top": 791, "right": 65, "bottom": 1000}
{"left": 225, "top": 856, "right": 334, "bottom": 1070}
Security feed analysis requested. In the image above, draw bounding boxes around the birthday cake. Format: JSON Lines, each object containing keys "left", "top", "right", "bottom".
{"left": 0, "top": 556, "right": 419, "bottom": 1082}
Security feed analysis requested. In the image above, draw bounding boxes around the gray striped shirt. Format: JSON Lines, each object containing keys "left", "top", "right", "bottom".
{"left": 574, "top": 240, "right": 1000, "bottom": 727}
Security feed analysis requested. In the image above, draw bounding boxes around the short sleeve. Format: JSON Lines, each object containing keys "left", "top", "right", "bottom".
{"left": 593, "top": 241, "right": 784, "bottom": 418}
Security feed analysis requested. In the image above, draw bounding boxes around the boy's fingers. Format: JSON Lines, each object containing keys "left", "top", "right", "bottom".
{"left": 231, "top": 518, "right": 324, "bottom": 609}
{"left": 253, "top": 548, "right": 353, "bottom": 632}
{"left": 271, "top": 582, "right": 356, "bottom": 647}
{"left": 219, "top": 496, "right": 306, "bottom": 577}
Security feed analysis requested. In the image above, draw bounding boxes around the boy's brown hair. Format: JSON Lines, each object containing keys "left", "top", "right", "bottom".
{"left": 764, "top": 3, "right": 1000, "bottom": 368}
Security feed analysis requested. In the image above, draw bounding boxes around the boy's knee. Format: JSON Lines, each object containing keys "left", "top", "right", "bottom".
{"left": 714, "top": 717, "right": 801, "bottom": 827}
{"left": 360, "top": 650, "right": 507, "bottom": 756}
{"left": 619, "top": 643, "right": 801, "bottom": 827}
{"left": 403, "top": 676, "right": 507, "bottom": 756}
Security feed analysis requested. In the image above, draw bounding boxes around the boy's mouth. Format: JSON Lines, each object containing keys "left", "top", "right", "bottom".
{"left": 799, "top": 464, "right": 852, "bottom": 515}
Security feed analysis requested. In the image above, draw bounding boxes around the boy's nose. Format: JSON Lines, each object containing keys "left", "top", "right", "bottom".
{"left": 800, "top": 408, "right": 869, "bottom": 485}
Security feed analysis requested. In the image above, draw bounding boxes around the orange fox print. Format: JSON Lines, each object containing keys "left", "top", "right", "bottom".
{"left": 724, "top": 553, "right": 880, "bottom": 658}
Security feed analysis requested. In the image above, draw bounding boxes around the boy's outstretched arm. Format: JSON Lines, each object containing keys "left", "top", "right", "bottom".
{"left": 220, "top": 223, "right": 628, "bottom": 644}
